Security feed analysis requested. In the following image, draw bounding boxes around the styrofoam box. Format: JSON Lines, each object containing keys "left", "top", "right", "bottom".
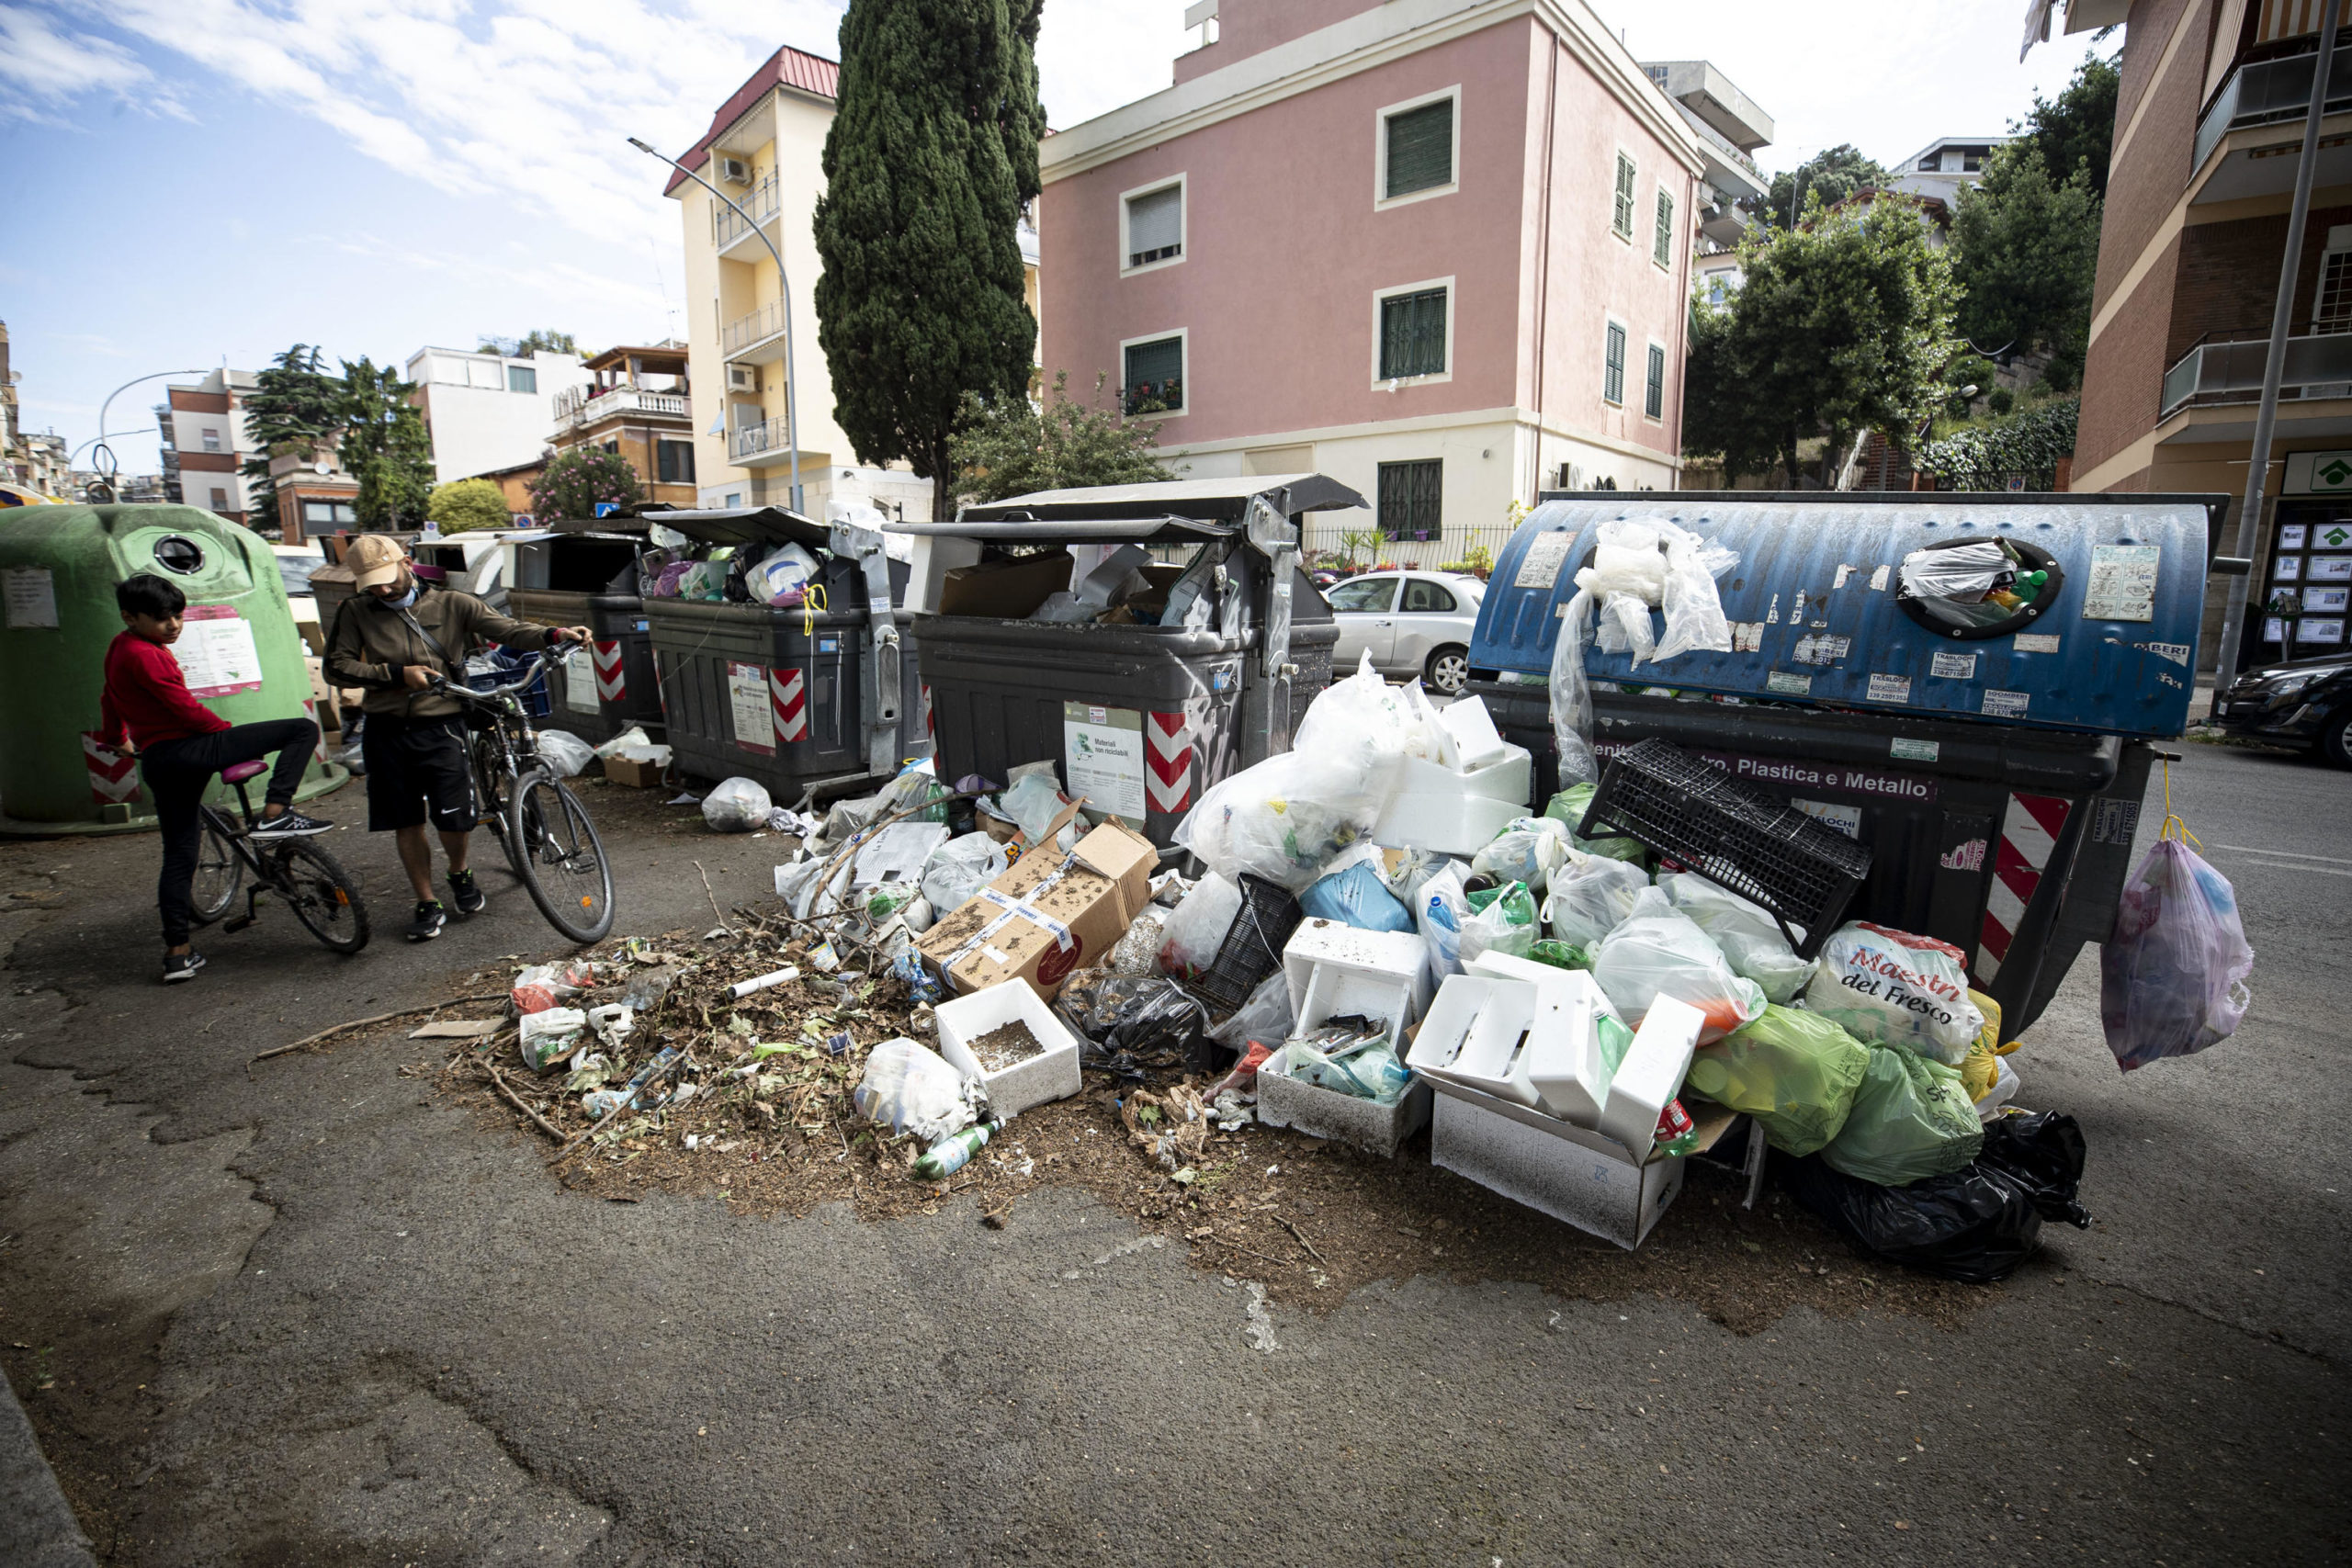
{"left": 1463, "top": 953, "right": 1618, "bottom": 1126}
{"left": 906, "top": 535, "right": 983, "bottom": 616}
{"left": 1437, "top": 694, "right": 1512, "bottom": 772}
{"left": 1257, "top": 1071, "right": 1431, "bottom": 1158}
{"left": 935, "top": 983, "right": 1081, "bottom": 1120}
{"left": 1393, "top": 748, "right": 1534, "bottom": 806}
{"left": 1597, "top": 995, "right": 1703, "bottom": 1160}
{"left": 1413, "top": 966, "right": 1613, "bottom": 1126}
{"left": 1430, "top": 1080, "right": 1688, "bottom": 1249}
{"left": 1374, "top": 790, "right": 1525, "bottom": 857}
{"left": 1255, "top": 919, "right": 1435, "bottom": 1157}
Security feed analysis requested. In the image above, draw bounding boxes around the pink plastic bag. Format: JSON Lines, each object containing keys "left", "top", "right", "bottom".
{"left": 2100, "top": 838, "right": 2253, "bottom": 1072}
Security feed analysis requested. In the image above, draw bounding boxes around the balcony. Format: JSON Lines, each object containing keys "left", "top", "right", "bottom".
{"left": 2158, "top": 327, "right": 2352, "bottom": 441}
{"left": 551, "top": 384, "right": 691, "bottom": 434}
{"left": 721, "top": 299, "right": 790, "bottom": 364}
{"left": 2192, "top": 40, "right": 2352, "bottom": 203}
{"left": 729, "top": 415, "right": 820, "bottom": 468}
{"left": 1698, "top": 195, "right": 1753, "bottom": 246}
{"left": 714, "top": 173, "right": 782, "bottom": 254}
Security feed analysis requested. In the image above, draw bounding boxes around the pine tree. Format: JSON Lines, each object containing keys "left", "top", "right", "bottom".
{"left": 240, "top": 344, "right": 343, "bottom": 532}
{"left": 814, "top": 0, "right": 1043, "bottom": 520}
{"left": 337, "top": 358, "right": 436, "bottom": 530}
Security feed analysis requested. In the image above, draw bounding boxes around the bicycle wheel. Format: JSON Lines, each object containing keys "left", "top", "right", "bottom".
{"left": 188, "top": 817, "right": 243, "bottom": 928}
{"left": 504, "top": 769, "right": 614, "bottom": 943}
{"left": 270, "top": 840, "right": 370, "bottom": 954}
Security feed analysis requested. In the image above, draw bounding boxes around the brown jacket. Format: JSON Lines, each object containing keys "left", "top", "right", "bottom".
{"left": 325, "top": 585, "right": 559, "bottom": 719}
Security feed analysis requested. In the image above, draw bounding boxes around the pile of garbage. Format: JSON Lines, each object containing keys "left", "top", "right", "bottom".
{"left": 637, "top": 521, "right": 828, "bottom": 609}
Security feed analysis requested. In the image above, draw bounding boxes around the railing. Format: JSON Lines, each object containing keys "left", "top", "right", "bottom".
{"left": 2194, "top": 40, "right": 2352, "bottom": 174}
{"left": 550, "top": 385, "right": 690, "bottom": 428}
{"left": 715, "top": 174, "right": 782, "bottom": 248}
{"left": 2159, "top": 324, "right": 2352, "bottom": 418}
{"left": 1298, "top": 519, "right": 1520, "bottom": 578}
{"left": 721, "top": 299, "right": 787, "bottom": 357}
{"left": 729, "top": 415, "right": 794, "bottom": 464}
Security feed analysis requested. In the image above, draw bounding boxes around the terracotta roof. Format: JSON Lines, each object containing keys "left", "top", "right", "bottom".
{"left": 582, "top": 344, "right": 691, "bottom": 373}
{"left": 662, "top": 45, "right": 840, "bottom": 196}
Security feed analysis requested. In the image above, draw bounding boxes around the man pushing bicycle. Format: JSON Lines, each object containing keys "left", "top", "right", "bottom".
{"left": 323, "top": 535, "right": 589, "bottom": 942}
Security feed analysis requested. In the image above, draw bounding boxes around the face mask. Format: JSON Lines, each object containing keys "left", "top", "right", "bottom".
{"left": 383, "top": 583, "right": 419, "bottom": 610}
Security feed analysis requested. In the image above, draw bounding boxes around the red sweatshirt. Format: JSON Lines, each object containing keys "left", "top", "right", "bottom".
{"left": 98, "top": 631, "right": 231, "bottom": 752}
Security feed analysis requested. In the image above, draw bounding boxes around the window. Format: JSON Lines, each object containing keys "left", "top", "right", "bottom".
{"left": 1123, "top": 333, "right": 1185, "bottom": 415}
{"left": 1603, "top": 321, "right": 1626, "bottom": 405}
{"left": 1645, "top": 342, "right": 1666, "bottom": 420}
{"left": 507, "top": 365, "right": 537, "bottom": 394}
{"left": 201, "top": 427, "right": 221, "bottom": 452}
{"left": 1705, "top": 275, "right": 1729, "bottom": 307}
{"left": 209, "top": 487, "right": 229, "bottom": 511}
{"left": 657, "top": 439, "right": 696, "bottom": 485}
{"left": 469, "top": 358, "right": 503, "bottom": 390}
{"left": 302, "top": 500, "right": 357, "bottom": 525}
{"left": 1379, "top": 287, "right": 1448, "bottom": 379}
{"left": 1328, "top": 577, "right": 1398, "bottom": 613}
{"left": 1962, "top": 147, "right": 1986, "bottom": 173}
{"left": 1383, "top": 96, "right": 1454, "bottom": 200}
{"left": 1918, "top": 152, "right": 1939, "bottom": 172}
{"left": 2314, "top": 231, "right": 2352, "bottom": 332}
{"left": 1653, "top": 189, "right": 1675, "bottom": 268}
{"left": 1612, "top": 152, "right": 1635, "bottom": 240}
{"left": 1402, "top": 578, "right": 1457, "bottom": 613}
{"left": 1376, "top": 459, "right": 1442, "bottom": 539}
{"left": 724, "top": 491, "right": 742, "bottom": 507}
{"left": 430, "top": 355, "right": 468, "bottom": 385}
{"left": 602, "top": 439, "right": 620, "bottom": 455}
{"left": 1124, "top": 181, "right": 1183, "bottom": 269}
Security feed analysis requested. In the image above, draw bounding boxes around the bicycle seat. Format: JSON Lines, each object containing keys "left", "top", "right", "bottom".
{"left": 221, "top": 760, "right": 269, "bottom": 784}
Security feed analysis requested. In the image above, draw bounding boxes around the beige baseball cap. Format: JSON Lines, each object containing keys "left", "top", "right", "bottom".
{"left": 346, "top": 533, "right": 409, "bottom": 590}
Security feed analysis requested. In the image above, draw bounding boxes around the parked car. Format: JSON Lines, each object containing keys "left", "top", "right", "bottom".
{"left": 1325, "top": 570, "right": 1486, "bottom": 694}
{"left": 1308, "top": 567, "right": 1353, "bottom": 592}
{"left": 2212, "top": 649, "right": 2352, "bottom": 766}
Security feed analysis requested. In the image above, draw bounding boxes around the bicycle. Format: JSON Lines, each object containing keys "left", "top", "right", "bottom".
{"left": 188, "top": 760, "right": 370, "bottom": 953}
{"left": 432, "top": 643, "right": 616, "bottom": 945}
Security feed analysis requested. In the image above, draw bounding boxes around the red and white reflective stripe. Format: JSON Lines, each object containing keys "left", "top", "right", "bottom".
{"left": 921, "top": 682, "right": 934, "bottom": 739}
{"left": 1975, "top": 792, "right": 2072, "bottom": 984}
{"left": 1146, "top": 709, "right": 1193, "bottom": 815}
{"left": 302, "top": 700, "right": 329, "bottom": 763}
{"left": 592, "top": 638, "right": 627, "bottom": 702}
{"left": 83, "top": 731, "right": 140, "bottom": 804}
{"left": 772, "top": 667, "right": 808, "bottom": 743}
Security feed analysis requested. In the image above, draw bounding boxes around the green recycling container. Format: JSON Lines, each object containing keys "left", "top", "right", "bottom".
{"left": 0, "top": 504, "right": 347, "bottom": 835}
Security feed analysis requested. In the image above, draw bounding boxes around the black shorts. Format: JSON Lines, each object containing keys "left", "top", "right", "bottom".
{"left": 362, "top": 714, "right": 478, "bottom": 833}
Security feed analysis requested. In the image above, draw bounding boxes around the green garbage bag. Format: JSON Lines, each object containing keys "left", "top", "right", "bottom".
{"left": 1818, "top": 1043, "right": 1983, "bottom": 1186}
{"left": 1460, "top": 881, "right": 1536, "bottom": 964}
{"left": 1528, "top": 939, "right": 1592, "bottom": 971}
{"left": 1687, "top": 1004, "right": 1870, "bottom": 1156}
{"left": 1544, "top": 782, "right": 1647, "bottom": 863}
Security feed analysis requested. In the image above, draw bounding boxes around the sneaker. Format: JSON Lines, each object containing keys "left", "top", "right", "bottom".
{"left": 447, "top": 868, "right": 487, "bottom": 917}
{"left": 406, "top": 899, "right": 448, "bottom": 942}
{"left": 251, "top": 809, "right": 334, "bottom": 839}
{"left": 163, "top": 951, "right": 207, "bottom": 984}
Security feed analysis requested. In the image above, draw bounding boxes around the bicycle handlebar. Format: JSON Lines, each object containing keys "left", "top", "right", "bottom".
{"left": 426, "top": 638, "right": 583, "bottom": 704}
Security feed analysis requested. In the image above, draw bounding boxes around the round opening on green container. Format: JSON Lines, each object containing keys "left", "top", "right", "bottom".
{"left": 153, "top": 536, "right": 207, "bottom": 575}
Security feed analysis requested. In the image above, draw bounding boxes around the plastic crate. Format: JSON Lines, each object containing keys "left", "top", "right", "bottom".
{"left": 1579, "top": 738, "right": 1871, "bottom": 959}
{"left": 1192, "top": 873, "right": 1304, "bottom": 1012}
{"left": 469, "top": 648, "right": 552, "bottom": 718}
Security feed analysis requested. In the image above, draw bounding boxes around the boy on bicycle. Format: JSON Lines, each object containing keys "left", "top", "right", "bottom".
{"left": 101, "top": 573, "right": 331, "bottom": 984}
{"left": 323, "top": 535, "right": 588, "bottom": 942}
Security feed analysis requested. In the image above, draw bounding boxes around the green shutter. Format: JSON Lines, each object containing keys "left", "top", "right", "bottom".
{"left": 1653, "top": 189, "right": 1674, "bottom": 266}
{"left": 1385, "top": 100, "right": 1453, "bottom": 197}
{"left": 1124, "top": 336, "right": 1184, "bottom": 412}
{"left": 1379, "top": 288, "right": 1448, "bottom": 379}
{"left": 1377, "top": 459, "right": 1443, "bottom": 538}
{"left": 1604, "top": 321, "right": 1626, "bottom": 404}
{"left": 1645, "top": 344, "right": 1665, "bottom": 418}
{"left": 1613, "top": 153, "right": 1635, "bottom": 238}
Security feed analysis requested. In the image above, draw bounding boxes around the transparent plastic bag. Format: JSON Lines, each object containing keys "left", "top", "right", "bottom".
{"left": 701, "top": 776, "right": 773, "bottom": 833}
{"left": 1657, "top": 871, "right": 1813, "bottom": 1005}
{"left": 1173, "top": 749, "right": 1380, "bottom": 890}
{"left": 2100, "top": 836, "right": 2253, "bottom": 1071}
{"left": 1415, "top": 860, "right": 1472, "bottom": 984}
{"left": 536, "top": 729, "right": 594, "bottom": 779}
{"left": 1896, "top": 540, "right": 2010, "bottom": 602}
{"left": 920, "top": 832, "right": 1008, "bottom": 915}
{"left": 1542, "top": 850, "right": 1650, "bottom": 948}
{"left": 854, "top": 1039, "right": 977, "bottom": 1143}
{"left": 749, "top": 542, "right": 821, "bottom": 606}
{"left": 1651, "top": 526, "right": 1738, "bottom": 663}
{"left": 1459, "top": 881, "right": 1537, "bottom": 965}
{"left": 1109, "top": 908, "right": 1169, "bottom": 976}
{"left": 1590, "top": 886, "right": 1766, "bottom": 1043}
{"left": 1159, "top": 872, "right": 1243, "bottom": 978}
{"left": 1470, "top": 817, "right": 1571, "bottom": 892}
{"left": 1807, "top": 922, "right": 1984, "bottom": 1065}
{"left": 1688, "top": 1004, "right": 1871, "bottom": 1156}
{"left": 1818, "top": 1043, "right": 1983, "bottom": 1187}
{"left": 993, "top": 770, "right": 1071, "bottom": 848}
{"left": 1543, "top": 782, "right": 1647, "bottom": 863}
{"left": 1293, "top": 650, "right": 1446, "bottom": 790}
{"left": 1548, "top": 588, "right": 1600, "bottom": 788}
{"left": 1299, "top": 859, "right": 1415, "bottom": 933}
{"left": 1208, "top": 967, "right": 1295, "bottom": 1050}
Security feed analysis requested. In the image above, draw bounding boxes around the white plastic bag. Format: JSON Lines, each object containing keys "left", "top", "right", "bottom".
{"left": 854, "top": 1039, "right": 977, "bottom": 1143}
{"left": 1414, "top": 860, "right": 1472, "bottom": 985}
{"left": 1459, "top": 882, "right": 1537, "bottom": 966}
{"left": 593, "top": 725, "right": 654, "bottom": 760}
{"left": 1293, "top": 651, "right": 1445, "bottom": 790}
{"left": 519, "top": 1007, "right": 587, "bottom": 1072}
{"left": 1806, "top": 922, "right": 1984, "bottom": 1064}
{"left": 1471, "top": 817, "right": 1571, "bottom": 893}
{"left": 536, "top": 728, "right": 595, "bottom": 780}
{"left": 702, "top": 776, "right": 773, "bottom": 833}
{"left": 993, "top": 769, "right": 1071, "bottom": 848}
{"left": 919, "top": 832, "right": 1009, "bottom": 915}
{"left": 1159, "top": 872, "right": 1242, "bottom": 977}
{"left": 1651, "top": 525, "right": 1738, "bottom": 663}
{"left": 1173, "top": 749, "right": 1381, "bottom": 890}
{"left": 1549, "top": 585, "right": 1600, "bottom": 788}
{"left": 1657, "top": 871, "right": 1813, "bottom": 1005}
{"left": 749, "top": 542, "right": 821, "bottom": 605}
{"left": 1591, "top": 886, "right": 1765, "bottom": 1043}
{"left": 2100, "top": 837, "right": 2254, "bottom": 1071}
{"left": 1542, "top": 850, "right": 1650, "bottom": 948}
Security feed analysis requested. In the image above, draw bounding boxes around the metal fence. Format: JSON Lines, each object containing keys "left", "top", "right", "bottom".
{"left": 1298, "top": 518, "right": 1519, "bottom": 578}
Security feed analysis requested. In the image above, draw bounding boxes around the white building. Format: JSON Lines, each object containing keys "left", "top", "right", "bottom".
{"left": 1890, "top": 135, "right": 2015, "bottom": 204}
{"left": 404, "top": 346, "right": 590, "bottom": 485}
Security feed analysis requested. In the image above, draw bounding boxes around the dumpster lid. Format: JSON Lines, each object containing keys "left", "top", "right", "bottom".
{"left": 888, "top": 515, "right": 1242, "bottom": 546}
{"left": 632, "top": 504, "right": 831, "bottom": 552}
{"left": 947, "top": 473, "right": 1367, "bottom": 524}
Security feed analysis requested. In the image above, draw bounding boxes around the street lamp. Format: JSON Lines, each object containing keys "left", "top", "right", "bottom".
{"left": 628, "top": 136, "right": 803, "bottom": 515}
{"left": 71, "top": 369, "right": 209, "bottom": 496}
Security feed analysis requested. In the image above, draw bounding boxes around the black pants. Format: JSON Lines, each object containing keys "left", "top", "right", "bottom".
{"left": 141, "top": 718, "right": 318, "bottom": 946}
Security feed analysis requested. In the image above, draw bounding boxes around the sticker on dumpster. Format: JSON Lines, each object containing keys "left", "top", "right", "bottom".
{"left": 1929, "top": 651, "right": 1978, "bottom": 680}
{"left": 2092, "top": 797, "right": 2142, "bottom": 845}
{"left": 564, "top": 660, "right": 598, "bottom": 713}
{"left": 175, "top": 606, "right": 263, "bottom": 697}
{"left": 1868, "top": 674, "right": 1914, "bottom": 705}
{"left": 4, "top": 566, "right": 58, "bottom": 629}
{"left": 729, "top": 660, "right": 775, "bottom": 754}
{"left": 1765, "top": 670, "right": 1812, "bottom": 696}
{"left": 1790, "top": 799, "right": 1862, "bottom": 839}
{"left": 1732, "top": 621, "right": 1766, "bottom": 652}
{"left": 1890, "top": 736, "right": 1939, "bottom": 762}
{"left": 1514, "top": 531, "right": 1577, "bottom": 589}
{"left": 1589, "top": 741, "right": 1938, "bottom": 802}
{"left": 1939, "top": 837, "right": 1984, "bottom": 871}
{"left": 1833, "top": 563, "right": 1854, "bottom": 589}
{"left": 1982, "top": 689, "right": 2030, "bottom": 718}
{"left": 2012, "top": 633, "right": 2061, "bottom": 654}
{"left": 1792, "top": 634, "right": 1849, "bottom": 666}
{"left": 1765, "top": 593, "right": 1780, "bottom": 625}
{"left": 1063, "top": 702, "right": 1147, "bottom": 824}
{"left": 1869, "top": 564, "right": 1892, "bottom": 592}
{"left": 2084, "top": 544, "right": 2161, "bottom": 621}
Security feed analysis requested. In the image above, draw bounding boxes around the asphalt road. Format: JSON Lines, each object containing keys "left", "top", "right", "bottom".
{"left": 1, "top": 745, "right": 2346, "bottom": 1566}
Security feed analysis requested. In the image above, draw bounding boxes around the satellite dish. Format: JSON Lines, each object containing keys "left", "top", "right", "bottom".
{"left": 312, "top": 461, "right": 329, "bottom": 475}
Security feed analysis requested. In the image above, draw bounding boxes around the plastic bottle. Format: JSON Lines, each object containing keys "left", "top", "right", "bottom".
{"left": 913, "top": 1121, "right": 999, "bottom": 1180}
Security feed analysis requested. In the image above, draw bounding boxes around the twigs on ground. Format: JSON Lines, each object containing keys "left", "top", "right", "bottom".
{"left": 483, "top": 1063, "right": 564, "bottom": 1142}
{"left": 251, "top": 995, "right": 507, "bottom": 1067}
{"left": 1279, "top": 1213, "right": 1328, "bottom": 1265}
{"left": 692, "top": 860, "right": 729, "bottom": 932}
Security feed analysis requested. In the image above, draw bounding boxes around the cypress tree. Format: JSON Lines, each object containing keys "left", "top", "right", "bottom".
{"left": 815, "top": 0, "right": 1044, "bottom": 521}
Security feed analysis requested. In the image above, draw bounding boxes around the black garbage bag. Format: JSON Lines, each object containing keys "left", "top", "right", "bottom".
{"left": 1053, "top": 969, "right": 1213, "bottom": 1083}
{"left": 1977, "top": 1110, "right": 2094, "bottom": 1228}
{"left": 1780, "top": 1152, "right": 2044, "bottom": 1284}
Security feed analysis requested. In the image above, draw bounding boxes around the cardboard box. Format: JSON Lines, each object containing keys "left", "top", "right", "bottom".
{"left": 934, "top": 551, "right": 1073, "bottom": 618}
{"left": 916, "top": 810, "right": 1156, "bottom": 1000}
{"left": 604, "top": 754, "right": 663, "bottom": 788}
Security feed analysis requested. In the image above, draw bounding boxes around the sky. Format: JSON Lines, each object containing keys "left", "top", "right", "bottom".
{"left": 0, "top": 0, "right": 2112, "bottom": 478}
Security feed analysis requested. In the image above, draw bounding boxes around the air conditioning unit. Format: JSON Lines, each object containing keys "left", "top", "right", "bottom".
{"left": 727, "top": 365, "right": 758, "bottom": 393}
{"left": 718, "top": 156, "right": 751, "bottom": 186}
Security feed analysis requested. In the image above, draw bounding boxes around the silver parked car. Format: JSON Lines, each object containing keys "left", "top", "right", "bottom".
{"left": 1325, "top": 570, "right": 1486, "bottom": 694}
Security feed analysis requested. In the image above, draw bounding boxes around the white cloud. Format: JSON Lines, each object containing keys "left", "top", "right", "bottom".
{"left": 0, "top": 3, "right": 186, "bottom": 121}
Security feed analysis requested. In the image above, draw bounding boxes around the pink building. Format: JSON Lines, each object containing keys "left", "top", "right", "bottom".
{"left": 1039, "top": 0, "right": 1724, "bottom": 560}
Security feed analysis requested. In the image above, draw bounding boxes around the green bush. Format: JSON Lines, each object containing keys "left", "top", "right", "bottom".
{"left": 427, "top": 477, "right": 513, "bottom": 534}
